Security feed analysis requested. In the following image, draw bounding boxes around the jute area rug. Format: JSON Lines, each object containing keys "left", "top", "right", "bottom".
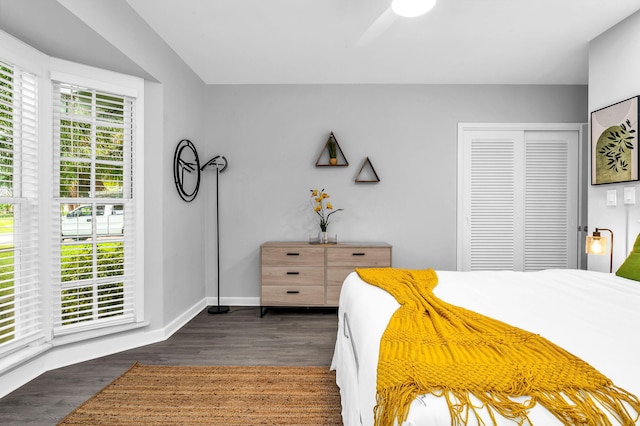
{"left": 58, "top": 362, "right": 343, "bottom": 425}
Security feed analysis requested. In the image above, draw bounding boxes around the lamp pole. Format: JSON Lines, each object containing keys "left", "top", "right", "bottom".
{"left": 201, "top": 156, "right": 230, "bottom": 314}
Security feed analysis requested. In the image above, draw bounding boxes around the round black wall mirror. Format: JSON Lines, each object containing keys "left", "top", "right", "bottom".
{"left": 173, "top": 139, "right": 201, "bottom": 202}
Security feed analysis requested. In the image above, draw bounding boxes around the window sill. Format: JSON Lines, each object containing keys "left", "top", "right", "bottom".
{"left": 0, "top": 343, "right": 52, "bottom": 376}
{"left": 51, "top": 320, "right": 150, "bottom": 348}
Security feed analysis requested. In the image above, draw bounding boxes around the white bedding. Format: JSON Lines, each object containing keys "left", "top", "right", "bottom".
{"left": 330, "top": 269, "right": 640, "bottom": 425}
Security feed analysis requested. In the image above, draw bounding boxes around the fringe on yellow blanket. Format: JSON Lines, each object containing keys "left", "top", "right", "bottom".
{"left": 356, "top": 268, "right": 640, "bottom": 426}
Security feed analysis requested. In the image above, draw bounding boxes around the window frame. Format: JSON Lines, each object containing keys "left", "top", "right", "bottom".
{"left": 0, "top": 55, "right": 42, "bottom": 357}
{"left": 0, "top": 28, "right": 145, "bottom": 368}
{"left": 50, "top": 59, "right": 145, "bottom": 335}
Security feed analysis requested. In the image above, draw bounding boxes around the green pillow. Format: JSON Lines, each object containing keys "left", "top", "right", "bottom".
{"left": 616, "top": 233, "right": 640, "bottom": 281}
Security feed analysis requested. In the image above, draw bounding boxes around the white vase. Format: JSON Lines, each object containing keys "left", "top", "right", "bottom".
{"left": 319, "top": 231, "right": 329, "bottom": 243}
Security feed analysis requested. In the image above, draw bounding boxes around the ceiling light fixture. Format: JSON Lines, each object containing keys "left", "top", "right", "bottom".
{"left": 391, "top": 0, "right": 437, "bottom": 18}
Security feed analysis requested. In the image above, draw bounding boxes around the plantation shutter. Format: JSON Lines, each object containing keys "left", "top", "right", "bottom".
{"left": 52, "top": 81, "right": 136, "bottom": 334}
{"left": 459, "top": 128, "right": 578, "bottom": 271}
{"left": 0, "top": 59, "right": 42, "bottom": 355}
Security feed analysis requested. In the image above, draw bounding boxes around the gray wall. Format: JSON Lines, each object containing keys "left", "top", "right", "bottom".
{"left": 1, "top": 1, "right": 210, "bottom": 396}
{"left": 0, "top": 0, "right": 590, "bottom": 314}
{"left": 55, "top": 0, "right": 209, "bottom": 328}
{"left": 588, "top": 9, "right": 640, "bottom": 271}
{"left": 205, "top": 84, "right": 588, "bottom": 302}
{"left": 0, "top": 0, "right": 597, "bottom": 396}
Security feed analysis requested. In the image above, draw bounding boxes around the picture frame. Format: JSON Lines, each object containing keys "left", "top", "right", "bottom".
{"left": 591, "top": 96, "right": 639, "bottom": 185}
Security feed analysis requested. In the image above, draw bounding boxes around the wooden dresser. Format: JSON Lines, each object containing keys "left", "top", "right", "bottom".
{"left": 260, "top": 241, "right": 392, "bottom": 316}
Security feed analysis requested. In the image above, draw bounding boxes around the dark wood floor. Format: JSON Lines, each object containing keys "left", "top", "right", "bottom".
{"left": 0, "top": 306, "right": 339, "bottom": 425}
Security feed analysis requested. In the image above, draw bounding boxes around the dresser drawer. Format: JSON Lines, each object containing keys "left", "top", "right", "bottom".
{"left": 261, "top": 286, "right": 325, "bottom": 306}
{"left": 261, "top": 266, "right": 324, "bottom": 286}
{"left": 261, "top": 246, "right": 324, "bottom": 267}
{"left": 326, "top": 285, "right": 342, "bottom": 306}
{"left": 260, "top": 241, "right": 391, "bottom": 313}
{"left": 326, "top": 266, "right": 356, "bottom": 287}
{"left": 326, "top": 247, "right": 391, "bottom": 267}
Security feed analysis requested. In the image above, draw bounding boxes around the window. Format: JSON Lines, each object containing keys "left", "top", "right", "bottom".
{"left": 52, "top": 81, "right": 137, "bottom": 334}
{"left": 0, "top": 32, "right": 143, "bottom": 373}
{"left": 0, "top": 59, "right": 42, "bottom": 356}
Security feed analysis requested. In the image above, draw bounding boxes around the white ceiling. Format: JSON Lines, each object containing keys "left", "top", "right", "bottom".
{"left": 126, "top": 0, "right": 640, "bottom": 85}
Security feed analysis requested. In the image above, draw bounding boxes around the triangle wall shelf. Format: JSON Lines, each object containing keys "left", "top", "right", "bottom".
{"left": 315, "top": 132, "right": 349, "bottom": 167}
{"left": 355, "top": 157, "right": 380, "bottom": 183}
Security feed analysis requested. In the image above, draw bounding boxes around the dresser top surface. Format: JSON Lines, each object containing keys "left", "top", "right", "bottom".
{"left": 261, "top": 241, "right": 391, "bottom": 249}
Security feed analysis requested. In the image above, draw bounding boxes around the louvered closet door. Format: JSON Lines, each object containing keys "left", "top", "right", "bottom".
{"left": 459, "top": 129, "right": 578, "bottom": 271}
{"left": 523, "top": 131, "right": 578, "bottom": 270}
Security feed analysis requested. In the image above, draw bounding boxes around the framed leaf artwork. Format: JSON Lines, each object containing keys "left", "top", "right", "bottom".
{"left": 591, "top": 96, "right": 639, "bottom": 185}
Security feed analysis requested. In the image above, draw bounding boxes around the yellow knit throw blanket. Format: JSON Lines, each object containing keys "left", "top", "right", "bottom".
{"left": 356, "top": 268, "right": 640, "bottom": 426}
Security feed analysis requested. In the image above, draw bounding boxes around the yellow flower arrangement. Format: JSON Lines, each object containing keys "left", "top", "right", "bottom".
{"left": 310, "top": 188, "right": 343, "bottom": 232}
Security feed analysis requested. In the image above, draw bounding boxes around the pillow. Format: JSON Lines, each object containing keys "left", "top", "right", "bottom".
{"left": 615, "top": 233, "right": 640, "bottom": 281}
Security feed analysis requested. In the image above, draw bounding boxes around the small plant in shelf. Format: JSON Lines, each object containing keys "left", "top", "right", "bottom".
{"left": 327, "top": 136, "right": 338, "bottom": 165}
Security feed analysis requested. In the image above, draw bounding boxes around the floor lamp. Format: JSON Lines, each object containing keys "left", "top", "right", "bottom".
{"left": 201, "top": 155, "right": 230, "bottom": 314}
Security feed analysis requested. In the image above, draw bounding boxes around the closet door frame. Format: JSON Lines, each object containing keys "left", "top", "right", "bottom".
{"left": 456, "top": 122, "right": 588, "bottom": 271}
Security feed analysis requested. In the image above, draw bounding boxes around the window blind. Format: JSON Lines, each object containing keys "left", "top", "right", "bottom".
{"left": 0, "top": 59, "right": 42, "bottom": 355}
{"left": 52, "top": 82, "right": 136, "bottom": 335}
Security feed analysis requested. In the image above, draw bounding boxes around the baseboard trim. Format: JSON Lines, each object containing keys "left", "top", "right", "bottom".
{"left": 163, "top": 299, "right": 209, "bottom": 338}
{"left": 207, "top": 296, "right": 260, "bottom": 307}
{"left": 0, "top": 298, "right": 209, "bottom": 399}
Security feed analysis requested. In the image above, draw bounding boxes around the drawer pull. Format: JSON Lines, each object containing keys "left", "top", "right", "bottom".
{"left": 286, "top": 290, "right": 300, "bottom": 294}
{"left": 352, "top": 252, "right": 366, "bottom": 256}
{"left": 286, "top": 252, "right": 300, "bottom": 256}
{"left": 286, "top": 272, "right": 300, "bottom": 275}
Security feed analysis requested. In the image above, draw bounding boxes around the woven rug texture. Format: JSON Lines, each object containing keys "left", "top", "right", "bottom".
{"left": 58, "top": 362, "right": 343, "bottom": 425}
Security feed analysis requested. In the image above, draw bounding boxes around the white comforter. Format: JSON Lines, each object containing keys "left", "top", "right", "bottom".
{"left": 330, "top": 269, "right": 640, "bottom": 425}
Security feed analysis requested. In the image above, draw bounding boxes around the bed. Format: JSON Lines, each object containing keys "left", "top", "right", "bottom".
{"left": 331, "top": 268, "right": 640, "bottom": 425}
